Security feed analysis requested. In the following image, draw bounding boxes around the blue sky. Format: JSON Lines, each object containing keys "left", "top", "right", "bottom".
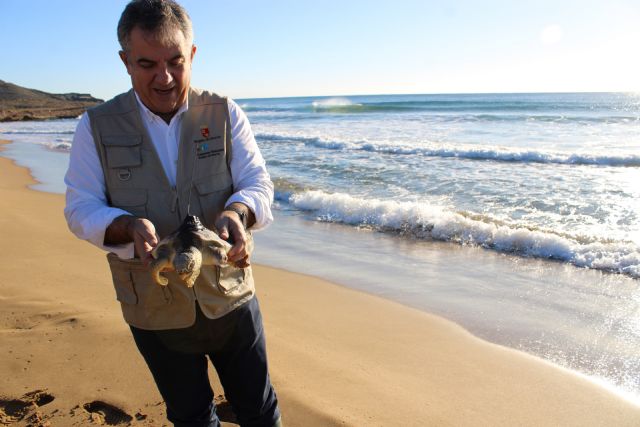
{"left": 1, "top": 0, "right": 639, "bottom": 100}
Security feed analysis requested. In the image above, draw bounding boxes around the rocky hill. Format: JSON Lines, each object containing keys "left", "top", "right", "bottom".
{"left": 0, "top": 80, "right": 103, "bottom": 121}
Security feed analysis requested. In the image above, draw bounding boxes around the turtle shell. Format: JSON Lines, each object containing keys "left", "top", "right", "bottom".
{"left": 149, "top": 215, "right": 232, "bottom": 287}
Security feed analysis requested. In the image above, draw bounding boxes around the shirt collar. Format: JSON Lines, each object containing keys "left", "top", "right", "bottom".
{"left": 133, "top": 91, "right": 189, "bottom": 124}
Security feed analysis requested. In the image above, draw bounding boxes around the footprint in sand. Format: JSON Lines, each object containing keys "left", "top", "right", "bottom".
{"left": 82, "top": 401, "right": 133, "bottom": 425}
{"left": 0, "top": 389, "right": 55, "bottom": 424}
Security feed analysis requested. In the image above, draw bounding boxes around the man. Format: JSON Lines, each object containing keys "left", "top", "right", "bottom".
{"left": 64, "top": 1, "right": 281, "bottom": 426}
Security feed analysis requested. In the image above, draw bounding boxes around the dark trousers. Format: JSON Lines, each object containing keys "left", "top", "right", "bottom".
{"left": 130, "top": 297, "right": 280, "bottom": 427}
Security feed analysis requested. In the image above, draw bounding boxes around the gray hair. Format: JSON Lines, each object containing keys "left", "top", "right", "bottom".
{"left": 117, "top": 0, "right": 193, "bottom": 51}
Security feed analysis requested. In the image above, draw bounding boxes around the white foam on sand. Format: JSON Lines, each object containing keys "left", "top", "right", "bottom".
{"left": 0, "top": 139, "right": 69, "bottom": 194}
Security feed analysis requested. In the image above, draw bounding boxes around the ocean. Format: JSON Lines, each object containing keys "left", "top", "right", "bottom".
{"left": 1, "top": 92, "right": 639, "bottom": 402}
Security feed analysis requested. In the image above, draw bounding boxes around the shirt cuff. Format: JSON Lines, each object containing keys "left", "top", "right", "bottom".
{"left": 104, "top": 242, "right": 135, "bottom": 260}
{"left": 85, "top": 208, "right": 137, "bottom": 260}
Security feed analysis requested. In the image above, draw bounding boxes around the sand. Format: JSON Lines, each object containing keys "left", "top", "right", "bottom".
{"left": 1, "top": 139, "right": 639, "bottom": 426}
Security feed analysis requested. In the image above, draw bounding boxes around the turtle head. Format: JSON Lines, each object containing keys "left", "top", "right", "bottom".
{"left": 174, "top": 247, "right": 203, "bottom": 275}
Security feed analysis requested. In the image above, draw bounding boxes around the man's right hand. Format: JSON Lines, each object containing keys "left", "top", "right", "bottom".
{"left": 105, "top": 215, "right": 159, "bottom": 265}
{"left": 128, "top": 217, "right": 159, "bottom": 265}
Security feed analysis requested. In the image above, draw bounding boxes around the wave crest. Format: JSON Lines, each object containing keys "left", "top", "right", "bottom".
{"left": 287, "top": 190, "right": 640, "bottom": 278}
{"left": 256, "top": 132, "right": 640, "bottom": 167}
{"left": 311, "top": 97, "right": 360, "bottom": 108}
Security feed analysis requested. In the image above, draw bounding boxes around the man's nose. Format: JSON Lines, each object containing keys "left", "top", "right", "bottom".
{"left": 156, "top": 66, "right": 174, "bottom": 85}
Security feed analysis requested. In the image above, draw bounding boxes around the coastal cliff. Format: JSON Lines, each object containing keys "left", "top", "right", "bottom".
{"left": 0, "top": 79, "right": 102, "bottom": 121}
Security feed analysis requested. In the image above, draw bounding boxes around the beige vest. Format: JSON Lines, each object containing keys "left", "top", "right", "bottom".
{"left": 89, "top": 88, "right": 255, "bottom": 330}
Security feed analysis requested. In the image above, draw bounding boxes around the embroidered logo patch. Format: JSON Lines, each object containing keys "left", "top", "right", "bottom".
{"left": 194, "top": 125, "right": 224, "bottom": 159}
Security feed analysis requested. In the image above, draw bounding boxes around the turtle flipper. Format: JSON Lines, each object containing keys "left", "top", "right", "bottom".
{"left": 149, "top": 257, "right": 171, "bottom": 286}
{"left": 150, "top": 244, "right": 173, "bottom": 286}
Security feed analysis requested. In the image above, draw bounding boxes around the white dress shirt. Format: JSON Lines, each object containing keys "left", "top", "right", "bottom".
{"left": 64, "top": 92, "right": 274, "bottom": 260}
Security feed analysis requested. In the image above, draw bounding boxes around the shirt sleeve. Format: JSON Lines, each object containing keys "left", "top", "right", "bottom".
{"left": 63, "top": 113, "right": 135, "bottom": 259}
{"left": 225, "top": 99, "right": 274, "bottom": 231}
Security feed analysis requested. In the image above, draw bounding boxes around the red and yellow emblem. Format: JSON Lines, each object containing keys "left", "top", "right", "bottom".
{"left": 200, "top": 126, "right": 210, "bottom": 138}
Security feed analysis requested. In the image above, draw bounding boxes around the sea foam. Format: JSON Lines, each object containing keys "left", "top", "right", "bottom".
{"left": 311, "top": 97, "right": 360, "bottom": 108}
{"left": 287, "top": 190, "right": 640, "bottom": 278}
{"left": 256, "top": 132, "right": 640, "bottom": 167}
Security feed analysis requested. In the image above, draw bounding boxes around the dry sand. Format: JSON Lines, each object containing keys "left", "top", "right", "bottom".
{"left": 1, "top": 140, "right": 639, "bottom": 426}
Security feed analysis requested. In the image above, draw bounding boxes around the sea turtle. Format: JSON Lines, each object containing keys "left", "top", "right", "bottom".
{"left": 149, "top": 215, "right": 247, "bottom": 287}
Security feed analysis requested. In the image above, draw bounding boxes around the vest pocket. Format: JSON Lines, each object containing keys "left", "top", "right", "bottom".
{"left": 109, "top": 188, "right": 148, "bottom": 219}
{"left": 130, "top": 269, "right": 173, "bottom": 306}
{"left": 108, "top": 258, "right": 138, "bottom": 305}
{"left": 217, "top": 265, "right": 247, "bottom": 293}
{"left": 101, "top": 135, "right": 142, "bottom": 168}
{"left": 107, "top": 254, "right": 172, "bottom": 307}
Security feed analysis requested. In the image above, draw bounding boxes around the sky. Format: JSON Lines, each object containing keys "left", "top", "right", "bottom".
{"left": 1, "top": 0, "right": 640, "bottom": 100}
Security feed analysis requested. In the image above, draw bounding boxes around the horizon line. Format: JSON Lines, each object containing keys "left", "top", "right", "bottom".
{"left": 234, "top": 90, "right": 640, "bottom": 101}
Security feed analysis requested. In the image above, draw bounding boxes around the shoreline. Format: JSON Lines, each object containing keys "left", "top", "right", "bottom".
{"left": 7, "top": 133, "right": 631, "bottom": 354}
{"left": 1, "top": 139, "right": 640, "bottom": 425}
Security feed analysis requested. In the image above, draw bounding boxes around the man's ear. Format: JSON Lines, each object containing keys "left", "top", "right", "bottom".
{"left": 190, "top": 44, "right": 197, "bottom": 61}
{"left": 119, "top": 50, "right": 132, "bottom": 75}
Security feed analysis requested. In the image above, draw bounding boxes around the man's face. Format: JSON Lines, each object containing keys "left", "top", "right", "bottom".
{"left": 119, "top": 26, "right": 196, "bottom": 116}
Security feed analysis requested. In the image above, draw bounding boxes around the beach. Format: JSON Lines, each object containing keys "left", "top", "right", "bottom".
{"left": 1, "top": 138, "right": 640, "bottom": 426}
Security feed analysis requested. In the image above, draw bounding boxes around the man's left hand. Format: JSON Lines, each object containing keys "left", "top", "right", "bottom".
{"left": 215, "top": 204, "right": 252, "bottom": 266}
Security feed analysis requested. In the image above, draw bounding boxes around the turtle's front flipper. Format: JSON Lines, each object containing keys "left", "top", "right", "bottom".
{"left": 149, "top": 258, "right": 171, "bottom": 286}
{"left": 150, "top": 244, "right": 173, "bottom": 286}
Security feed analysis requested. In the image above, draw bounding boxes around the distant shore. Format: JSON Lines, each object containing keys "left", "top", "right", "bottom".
{"left": 1, "top": 138, "right": 639, "bottom": 426}
{"left": 0, "top": 106, "right": 94, "bottom": 122}
{"left": 0, "top": 79, "right": 102, "bottom": 122}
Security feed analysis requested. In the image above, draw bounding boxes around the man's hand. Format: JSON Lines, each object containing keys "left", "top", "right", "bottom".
{"left": 128, "top": 218, "right": 159, "bottom": 265}
{"left": 215, "top": 203, "right": 254, "bottom": 266}
{"left": 105, "top": 215, "right": 159, "bottom": 265}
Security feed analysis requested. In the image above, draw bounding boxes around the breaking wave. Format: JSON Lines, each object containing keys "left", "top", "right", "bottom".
{"left": 49, "top": 140, "right": 72, "bottom": 151}
{"left": 256, "top": 133, "right": 640, "bottom": 167}
{"left": 284, "top": 189, "right": 640, "bottom": 278}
